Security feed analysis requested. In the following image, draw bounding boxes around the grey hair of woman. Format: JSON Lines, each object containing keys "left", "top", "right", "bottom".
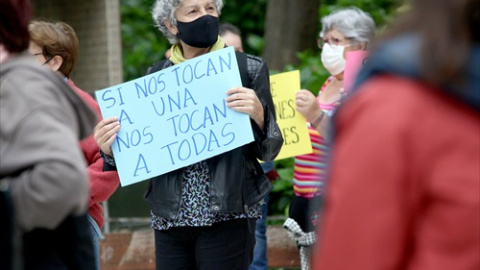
{"left": 320, "top": 7, "right": 376, "bottom": 49}
{"left": 152, "top": 0, "right": 224, "bottom": 44}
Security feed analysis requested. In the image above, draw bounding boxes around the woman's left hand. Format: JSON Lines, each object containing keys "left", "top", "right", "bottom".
{"left": 226, "top": 87, "right": 264, "bottom": 130}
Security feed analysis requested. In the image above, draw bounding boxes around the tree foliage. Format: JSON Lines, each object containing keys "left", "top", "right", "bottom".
{"left": 221, "top": 0, "right": 268, "bottom": 55}
{"left": 321, "top": 0, "right": 399, "bottom": 27}
{"left": 263, "top": 0, "right": 321, "bottom": 71}
{"left": 121, "top": 0, "right": 170, "bottom": 81}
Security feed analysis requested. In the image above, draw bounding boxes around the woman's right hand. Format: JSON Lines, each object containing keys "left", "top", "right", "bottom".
{"left": 93, "top": 117, "right": 121, "bottom": 157}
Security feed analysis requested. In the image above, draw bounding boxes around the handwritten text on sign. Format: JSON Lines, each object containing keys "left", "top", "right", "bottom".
{"left": 95, "top": 47, "right": 253, "bottom": 186}
{"left": 270, "top": 70, "right": 312, "bottom": 160}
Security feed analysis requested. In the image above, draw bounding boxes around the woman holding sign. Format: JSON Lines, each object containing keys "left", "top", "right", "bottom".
{"left": 94, "top": 0, "right": 283, "bottom": 269}
{"left": 284, "top": 7, "right": 376, "bottom": 270}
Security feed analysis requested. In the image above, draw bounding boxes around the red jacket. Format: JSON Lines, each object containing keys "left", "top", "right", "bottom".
{"left": 313, "top": 76, "right": 480, "bottom": 270}
{"left": 69, "top": 80, "right": 119, "bottom": 228}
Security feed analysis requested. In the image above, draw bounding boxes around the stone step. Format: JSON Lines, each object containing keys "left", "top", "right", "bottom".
{"left": 99, "top": 225, "right": 300, "bottom": 269}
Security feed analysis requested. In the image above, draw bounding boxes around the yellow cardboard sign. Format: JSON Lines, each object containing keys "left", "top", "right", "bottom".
{"left": 270, "top": 70, "right": 313, "bottom": 160}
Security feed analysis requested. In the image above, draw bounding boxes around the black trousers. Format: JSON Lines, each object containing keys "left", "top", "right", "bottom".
{"left": 23, "top": 214, "right": 95, "bottom": 270}
{"left": 0, "top": 186, "right": 14, "bottom": 270}
{"left": 154, "top": 218, "right": 256, "bottom": 270}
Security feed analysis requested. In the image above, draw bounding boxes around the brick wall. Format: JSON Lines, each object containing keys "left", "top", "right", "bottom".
{"left": 31, "top": 0, "right": 123, "bottom": 94}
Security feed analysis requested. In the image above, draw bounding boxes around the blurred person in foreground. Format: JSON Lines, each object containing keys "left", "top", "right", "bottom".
{"left": 220, "top": 21, "right": 280, "bottom": 270}
{"left": 93, "top": 0, "right": 283, "bottom": 269}
{"left": 312, "top": 0, "right": 480, "bottom": 269}
{"left": 28, "top": 20, "right": 120, "bottom": 270}
{"left": 284, "top": 7, "right": 375, "bottom": 270}
{"left": 0, "top": 0, "right": 97, "bottom": 269}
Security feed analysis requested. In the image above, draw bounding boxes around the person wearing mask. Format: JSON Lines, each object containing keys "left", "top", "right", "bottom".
{"left": 284, "top": 7, "right": 375, "bottom": 270}
{"left": 220, "top": 21, "right": 280, "bottom": 270}
{"left": 93, "top": 0, "right": 283, "bottom": 269}
{"left": 0, "top": 0, "right": 97, "bottom": 269}
{"left": 312, "top": 0, "right": 479, "bottom": 269}
{"left": 27, "top": 20, "right": 120, "bottom": 270}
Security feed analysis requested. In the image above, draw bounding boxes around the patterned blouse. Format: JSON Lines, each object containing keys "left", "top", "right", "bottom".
{"left": 293, "top": 77, "right": 342, "bottom": 198}
{"left": 151, "top": 161, "right": 262, "bottom": 230}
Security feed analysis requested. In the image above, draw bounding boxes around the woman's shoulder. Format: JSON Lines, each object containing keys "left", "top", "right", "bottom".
{"left": 244, "top": 53, "right": 265, "bottom": 64}
{"left": 234, "top": 52, "right": 267, "bottom": 83}
{"left": 245, "top": 53, "right": 266, "bottom": 71}
{"left": 234, "top": 51, "right": 265, "bottom": 69}
{"left": 146, "top": 58, "right": 173, "bottom": 74}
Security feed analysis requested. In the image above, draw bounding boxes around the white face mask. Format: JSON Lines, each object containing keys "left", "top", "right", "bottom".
{"left": 321, "top": 43, "right": 350, "bottom": 75}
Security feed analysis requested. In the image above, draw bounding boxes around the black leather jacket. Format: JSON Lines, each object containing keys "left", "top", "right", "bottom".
{"left": 144, "top": 53, "right": 283, "bottom": 219}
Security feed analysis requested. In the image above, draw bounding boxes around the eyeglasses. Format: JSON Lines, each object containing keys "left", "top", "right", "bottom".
{"left": 317, "top": 37, "right": 349, "bottom": 49}
{"left": 30, "top": 46, "right": 51, "bottom": 57}
{"left": 29, "top": 50, "right": 54, "bottom": 65}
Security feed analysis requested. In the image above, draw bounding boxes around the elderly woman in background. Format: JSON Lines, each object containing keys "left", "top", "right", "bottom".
{"left": 296, "top": 7, "right": 376, "bottom": 139}
{"left": 93, "top": 0, "right": 283, "bottom": 269}
{"left": 284, "top": 7, "right": 375, "bottom": 270}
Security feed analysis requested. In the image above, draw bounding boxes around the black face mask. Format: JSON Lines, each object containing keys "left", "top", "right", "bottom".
{"left": 176, "top": 15, "right": 219, "bottom": 48}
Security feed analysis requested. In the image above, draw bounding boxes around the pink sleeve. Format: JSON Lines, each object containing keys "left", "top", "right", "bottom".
{"left": 81, "top": 135, "right": 119, "bottom": 207}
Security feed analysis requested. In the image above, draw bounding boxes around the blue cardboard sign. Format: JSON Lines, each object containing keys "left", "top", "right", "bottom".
{"left": 95, "top": 47, "right": 253, "bottom": 186}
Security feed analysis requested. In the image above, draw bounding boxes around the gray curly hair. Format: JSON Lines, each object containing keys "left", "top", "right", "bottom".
{"left": 152, "top": 0, "right": 224, "bottom": 44}
{"left": 320, "top": 7, "right": 376, "bottom": 49}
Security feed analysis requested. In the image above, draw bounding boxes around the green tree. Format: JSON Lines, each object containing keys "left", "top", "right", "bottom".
{"left": 263, "top": 0, "right": 321, "bottom": 71}
{"left": 321, "top": 0, "right": 399, "bottom": 27}
{"left": 221, "top": 0, "right": 268, "bottom": 55}
{"left": 121, "top": 0, "right": 170, "bottom": 81}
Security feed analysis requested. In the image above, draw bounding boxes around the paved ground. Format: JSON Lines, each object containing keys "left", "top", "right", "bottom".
{"left": 99, "top": 225, "right": 300, "bottom": 269}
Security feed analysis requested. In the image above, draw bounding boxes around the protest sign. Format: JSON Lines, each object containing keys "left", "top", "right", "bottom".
{"left": 270, "top": 70, "right": 312, "bottom": 160}
{"left": 344, "top": 50, "right": 370, "bottom": 92}
{"left": 95, "top": 47, "right": 253, "bottom": 186}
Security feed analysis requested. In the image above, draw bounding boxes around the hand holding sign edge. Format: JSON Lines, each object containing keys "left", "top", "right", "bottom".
{"left": 225, "top": 86, "right": 265, "bottom": 130}
{"left": 93, "top": 116, "right": 121, "bottom": 157}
